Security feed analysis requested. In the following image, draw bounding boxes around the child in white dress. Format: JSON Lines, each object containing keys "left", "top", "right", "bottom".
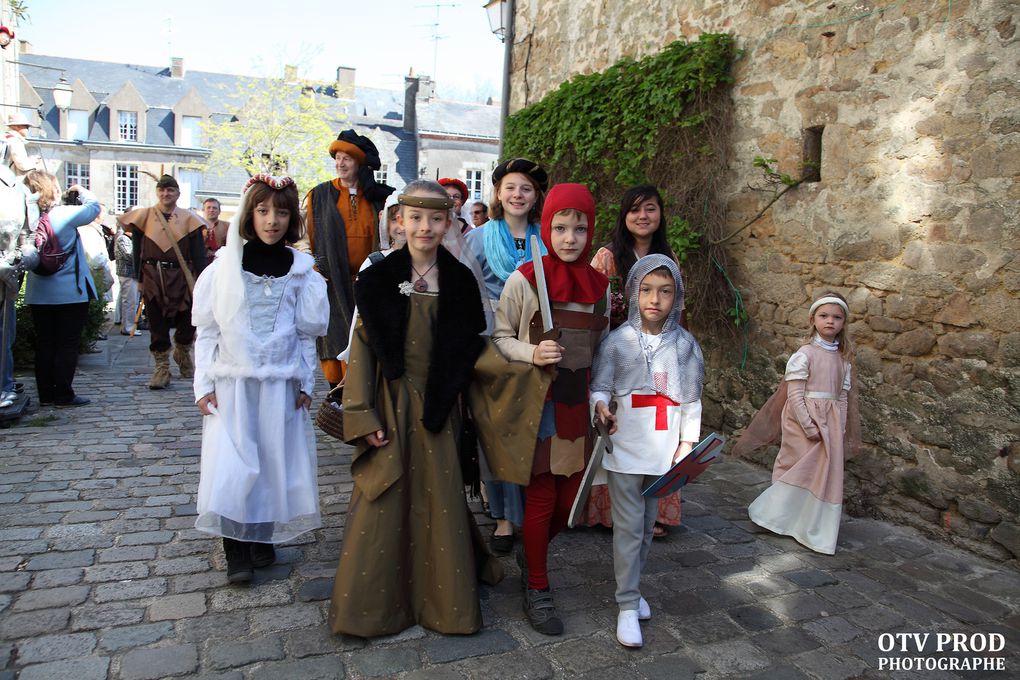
{"left": 192, "top": 174, "right": 329, "bottom": 583}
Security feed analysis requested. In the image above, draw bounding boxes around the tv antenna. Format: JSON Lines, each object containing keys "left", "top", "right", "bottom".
{"left": 164, "top": 16, "right": 173, "bottom": 65}
{"left": 416, "top": 2, "right": 459, "bottom": 85}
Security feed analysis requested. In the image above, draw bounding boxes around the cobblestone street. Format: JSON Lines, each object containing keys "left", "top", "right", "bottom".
{"left": 1, "top": 333, "right": 1018, "bottom": 679}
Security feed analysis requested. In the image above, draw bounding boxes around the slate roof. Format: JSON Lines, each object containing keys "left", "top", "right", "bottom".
{"left": 20, "top": 55, "right": 260, "bottom": 113}
{"left": 416, "top": 98, "right": 499, "bottom": 139}
{"left": 18, "top": 54, "right": 497, "bottom": 189}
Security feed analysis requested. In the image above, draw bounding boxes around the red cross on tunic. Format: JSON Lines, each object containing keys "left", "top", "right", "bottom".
{"left": 631, "top": 393, "right": 680, "bottom": 431}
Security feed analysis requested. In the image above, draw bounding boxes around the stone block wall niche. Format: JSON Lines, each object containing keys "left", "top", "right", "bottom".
{"left": 506, "top": 0, "right": 1020, "bottom": 565}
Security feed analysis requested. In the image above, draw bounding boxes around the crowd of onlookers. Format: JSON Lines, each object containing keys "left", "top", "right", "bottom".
{"left": 1, "top": 113, "right": 149, "bottom": 410}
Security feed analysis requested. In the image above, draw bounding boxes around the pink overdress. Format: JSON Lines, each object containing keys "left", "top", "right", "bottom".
{"left": 747, "top": 343, "right": 850, "bottom": 554}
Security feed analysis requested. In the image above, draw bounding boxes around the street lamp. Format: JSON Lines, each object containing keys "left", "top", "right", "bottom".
{"left": 484, "top": 0, "right": 515, "bottom": 155}
{"left": 483, "top": 0, "right": 510, "bottom": 42}
{"left": 52, "top": 77, "right": 73, "bottom": 110}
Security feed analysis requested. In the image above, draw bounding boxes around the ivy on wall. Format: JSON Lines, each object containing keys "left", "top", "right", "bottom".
{"left": 504, "top": 33, "right": 741, "bottom": 332}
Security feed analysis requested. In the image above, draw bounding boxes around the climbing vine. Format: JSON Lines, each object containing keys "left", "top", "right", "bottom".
{"left": 504, "top": 33, "right": 742, "bottom": 333}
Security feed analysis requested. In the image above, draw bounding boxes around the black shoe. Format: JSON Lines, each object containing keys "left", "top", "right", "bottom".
{"left": 55, "top": 396, "right": 90, "bottom": 407}
{"left": 524, "top": 588, "right": 564, "bottom": 636}
{"left": 14, "top": 383, "right": 23, "bottom": 394}
{"left": 490, "top": 531, "right": 514, "bottom": 556}
{"left": 223, "top": 538, "right": 253, "bottom": 584}
{"left": 250, "top": 542, "right": 276, "bottom": 568}
{"left": 120, "top": 330, "right": 132, "bottom": 336}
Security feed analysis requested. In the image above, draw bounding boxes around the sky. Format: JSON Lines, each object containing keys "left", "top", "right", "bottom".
{"left": 14, "top": 0, "right": 506, "bottom": 102}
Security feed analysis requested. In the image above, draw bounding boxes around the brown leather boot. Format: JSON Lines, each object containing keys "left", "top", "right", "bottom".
{"left": 149, "top": 350, "right": 171, "bottom": 390}
{"left": 173, "top": 343, "right": 194, "bottom": 379}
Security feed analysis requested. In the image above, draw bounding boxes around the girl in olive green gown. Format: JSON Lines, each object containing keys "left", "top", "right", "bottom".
{"left": 328, "top": 180, "right": 502, "bottom": 637}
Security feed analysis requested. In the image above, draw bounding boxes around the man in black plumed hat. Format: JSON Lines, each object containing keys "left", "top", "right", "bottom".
{"left": 304, "top": 129, "right": 394, "bottom": 387}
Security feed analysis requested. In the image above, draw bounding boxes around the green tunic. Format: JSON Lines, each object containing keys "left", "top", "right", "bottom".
{"left": 329, "top": 292, "right": 501, "bottom": 637}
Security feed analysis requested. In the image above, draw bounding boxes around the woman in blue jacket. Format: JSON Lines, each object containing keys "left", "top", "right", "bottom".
{"left": 23, "top": 171, "right": 101, "bottom": 406}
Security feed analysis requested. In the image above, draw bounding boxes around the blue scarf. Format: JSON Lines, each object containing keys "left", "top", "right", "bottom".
{"left": 482, "top": 218, "right": 544, "bottom": 282}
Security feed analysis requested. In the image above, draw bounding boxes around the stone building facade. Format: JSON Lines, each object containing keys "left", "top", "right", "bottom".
{"left": 507, "top": 0, "right": 1019, "bottom": 562}
{"left": 13, "top": 50, "right": 498, "bottom": 220}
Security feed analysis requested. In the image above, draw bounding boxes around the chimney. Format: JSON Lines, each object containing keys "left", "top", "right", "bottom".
{"left": 336, "top": 66, "right": 356, "bottom": 98}
{"left": 284, "top": 64, "right": 298, "bottom": 82}
{"left": 18, "top": 40, "right": 32, "bottom": 54}
{"left": 171, "top": 57, "right": 185, "bottom": 78}
{"left": 403, "top": 71, "right": 419, "bottom": 134}
{"left": 416, "top": 76, "right": 435, "bottom": 102}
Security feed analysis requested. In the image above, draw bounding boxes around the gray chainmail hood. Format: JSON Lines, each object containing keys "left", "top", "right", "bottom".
{"left": 590, "top": 254, "right": 704, "bottom": 404}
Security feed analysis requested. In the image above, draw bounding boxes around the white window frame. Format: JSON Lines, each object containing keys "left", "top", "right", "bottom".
{"left": 465, "top": 169, "right": 484, "bottom": 201}
{"left": 67, "top": 110, "right": 90, "bottom": 141}
{"left": 180, "top": 115, "right": 202, "bottom": 147}
{"left": 374, "top": 163, "right": 389, "bottom": 185}
{"left": 65, "top": 162, "right": 90, "bottom": 189}
{"left": 177, "top": 169, "right": 202, "bottom": 209}
{"left": 115, "top": 164, "right": 139, "bottom": 213}
{"left": 118, "top": 110, "right": 139, "bottom": 142}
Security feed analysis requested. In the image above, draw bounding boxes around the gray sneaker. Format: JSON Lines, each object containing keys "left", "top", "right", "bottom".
{"left": 524, "top": 588, "right": 564, "bottom": 635}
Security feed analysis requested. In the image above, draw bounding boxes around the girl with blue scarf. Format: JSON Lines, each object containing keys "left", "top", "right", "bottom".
{"left": 462, "top": 158, "right": 548, "bottom": 556}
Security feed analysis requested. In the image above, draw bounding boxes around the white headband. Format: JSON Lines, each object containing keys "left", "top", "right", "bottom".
{"left": 809, "top": 296, "right": 849, "bottom": 316}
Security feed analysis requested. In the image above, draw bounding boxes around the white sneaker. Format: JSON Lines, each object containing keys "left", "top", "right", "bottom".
{"left": 638, "top": 596, "right": 651, "bottom": 621}
{"left": 616, "top": 610, "right": 643, "bottom": 647}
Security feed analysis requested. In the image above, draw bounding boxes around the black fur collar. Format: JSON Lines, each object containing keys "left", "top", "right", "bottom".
{"left": 354, "top": 245, "right": 485, "bottom": 433}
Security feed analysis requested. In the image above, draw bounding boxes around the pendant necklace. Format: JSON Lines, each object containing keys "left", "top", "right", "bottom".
{"left": 411, "top": 260, "right": 438, "bottom": 292}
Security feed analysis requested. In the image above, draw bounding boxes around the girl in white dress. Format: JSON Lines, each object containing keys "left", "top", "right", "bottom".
{"left": 192, "top": 174, "right": 329, "bottom": 583}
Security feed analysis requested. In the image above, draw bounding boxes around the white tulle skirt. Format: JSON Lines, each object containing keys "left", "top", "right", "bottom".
{"left": 195, "top": 377, "right": 321, "bottom": 543}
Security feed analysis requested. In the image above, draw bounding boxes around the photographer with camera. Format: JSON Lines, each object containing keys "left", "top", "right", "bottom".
{"left": 22, "top": 171, "right": 100, "bottom": 407}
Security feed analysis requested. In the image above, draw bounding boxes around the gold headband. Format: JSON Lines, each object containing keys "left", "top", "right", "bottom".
{"left": 398, "top": 193, "right": 454, "bottom": 210}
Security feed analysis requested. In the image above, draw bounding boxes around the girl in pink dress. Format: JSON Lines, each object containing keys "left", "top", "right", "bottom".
{"left": 734, "top": 291, "right": 860, "bottom": 554}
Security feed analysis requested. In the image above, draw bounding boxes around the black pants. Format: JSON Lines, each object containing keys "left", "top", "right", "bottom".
{"left": 145, "top": 297, "right": 195, "bottom": 353}
{"left": 30, "top": 302, "right": 89, "bottom": 404}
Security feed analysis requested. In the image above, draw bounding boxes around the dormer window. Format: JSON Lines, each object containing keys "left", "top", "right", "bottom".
{"left": 67, "top": 109, "right": 89, "bottom": 141}
{"left": 119, "top": 110, "right": 138, "bottom": 142}
{"left": 180, "top": 115, "right": 201, "bottom": 147}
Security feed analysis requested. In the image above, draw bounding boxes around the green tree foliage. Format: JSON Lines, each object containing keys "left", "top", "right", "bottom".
{"left": 201, "top": 76, "right": 340, "bottom": 196}
{"left": 504, "top": 33, "right": 740, "bottom": 330}
{"left": 505, "top": 33, "right": 735, "bottom": 193}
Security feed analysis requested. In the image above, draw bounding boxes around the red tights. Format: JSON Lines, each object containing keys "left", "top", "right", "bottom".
{"left": 522, "top": 469, "right": 583, "bottom": 590}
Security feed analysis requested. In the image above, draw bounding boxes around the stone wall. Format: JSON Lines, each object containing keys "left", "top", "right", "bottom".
{"left": 509, "top": 0, "right": 1020, "bottom": 563}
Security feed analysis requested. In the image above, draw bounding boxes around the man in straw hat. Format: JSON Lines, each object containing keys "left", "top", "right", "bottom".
{"left": 303, "top": 129, "right": 394, "bottom": 387}
{"left": 118, "top": 175, "right": 207, "bottom": 389}
{"left": 3, "top": 113, "right": 42, "bottom": 177}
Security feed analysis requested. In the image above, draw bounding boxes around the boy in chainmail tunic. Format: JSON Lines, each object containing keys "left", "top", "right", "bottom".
{"left": 589, "top": 254, "right": 704, "bottom": 648}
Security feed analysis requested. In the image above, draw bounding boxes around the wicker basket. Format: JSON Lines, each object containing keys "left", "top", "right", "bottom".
{"left": 315, "top": 384, "right": 345, "bottom": 441}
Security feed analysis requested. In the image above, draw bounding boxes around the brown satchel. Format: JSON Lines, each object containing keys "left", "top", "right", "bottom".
{"left": 315, "top": 382, "right": 345, "bottom": 440}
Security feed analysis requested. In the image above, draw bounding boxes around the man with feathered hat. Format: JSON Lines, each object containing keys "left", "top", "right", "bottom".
{"left": 304, "top": 129, "right": 394, "bottom": 387}
{"left": 118, "top": 174, "right": 207, "bottom": 389}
